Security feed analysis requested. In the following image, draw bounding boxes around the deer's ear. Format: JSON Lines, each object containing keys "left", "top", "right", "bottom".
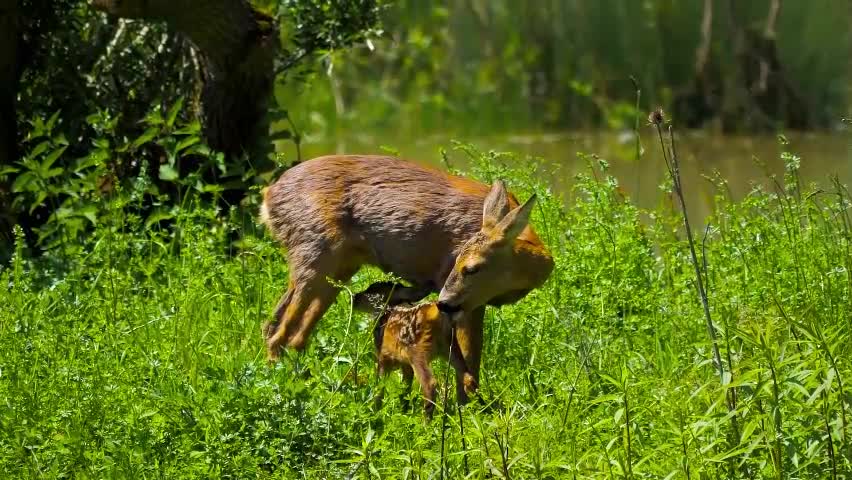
{"left": 482, "top": 180, "right": 510, "bottom": 230}
{"left": 494, "top": 194, "right": 536, "bottom": 240}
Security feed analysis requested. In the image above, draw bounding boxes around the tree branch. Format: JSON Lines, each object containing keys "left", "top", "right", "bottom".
{"left": 765, "top": 0, "right": 782, "bottom": 39}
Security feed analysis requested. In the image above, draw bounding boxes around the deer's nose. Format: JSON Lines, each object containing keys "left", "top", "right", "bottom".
{"left": 437, "top": 301, "right": 461, "bottom": 314}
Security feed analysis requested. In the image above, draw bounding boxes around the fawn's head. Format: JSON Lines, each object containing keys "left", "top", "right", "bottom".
{"left": 438, "top": 180, "right": 551, "bottom": 314}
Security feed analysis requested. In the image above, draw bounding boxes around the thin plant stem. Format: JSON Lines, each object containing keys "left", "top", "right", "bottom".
{"left": 457, "top": 400, "right": 469, "bottom": 477}
{"left": 623, "top": 379, "right": 633, "bottom": 480}
{"left": 653, "top": 120, "right": 740, "bottom": 445}
{"left": 439, "top": 324, "right": 455, "bottom": 480}
{"left": 654, "top": 124, "right": 723, "bottom": 376}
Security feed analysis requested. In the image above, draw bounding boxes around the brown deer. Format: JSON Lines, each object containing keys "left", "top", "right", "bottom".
{"left": 353, "top": 281, "right": 478, "bottom": 417}
{"left": 260, "top": 155, "right": 553, "bottom": 395}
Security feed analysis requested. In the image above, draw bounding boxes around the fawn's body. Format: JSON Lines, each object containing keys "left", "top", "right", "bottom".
{"left": 354, "top": 282, "right": 478, "bottom": 417}
{"left": 260, "top": 155, "right": 553, "bottom": 397}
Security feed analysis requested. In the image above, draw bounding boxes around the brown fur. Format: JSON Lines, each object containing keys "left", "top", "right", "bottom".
{"left": 260, "top": 155, "right": 554, "bottom": 392}
{"left": 353, "top": 282, "right": 477, "bottom": 417}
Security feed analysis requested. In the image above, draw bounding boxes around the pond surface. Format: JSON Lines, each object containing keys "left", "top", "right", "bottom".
{"left": 281, "top": 129, "right": 852, "bottom": 221}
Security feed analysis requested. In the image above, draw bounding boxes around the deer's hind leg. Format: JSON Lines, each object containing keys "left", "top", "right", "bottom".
{"left": 448, "top": 323, "right": 479, "bottom": 404}
{"left": 266, "top": 246, "right": 360, "bottom": 360}
{"left": 263, "top": 286, "right": 294, "bottom": 340}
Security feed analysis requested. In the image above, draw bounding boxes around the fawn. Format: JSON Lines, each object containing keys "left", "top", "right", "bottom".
{"left": 353, "top": 281, "right": 478, "bottom": 417}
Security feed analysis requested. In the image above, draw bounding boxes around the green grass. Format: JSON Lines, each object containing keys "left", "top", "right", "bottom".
{"left": 2, "top": 145, "right": 851, "bottom": 479}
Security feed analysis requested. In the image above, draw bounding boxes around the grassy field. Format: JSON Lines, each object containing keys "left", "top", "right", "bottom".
{"left": 2, "top": 145, "right": 851, "bottom": 479}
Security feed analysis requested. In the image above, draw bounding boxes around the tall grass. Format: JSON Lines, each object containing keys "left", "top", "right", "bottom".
{"left": 1, "top": 141, "right": 851, "bottom": 478}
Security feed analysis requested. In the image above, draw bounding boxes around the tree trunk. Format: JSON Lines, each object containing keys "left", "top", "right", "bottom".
{"left": 91, "top": 0, "right": 277, "bottom": 160}
{"left": 0, "top": 0, "right": 19, "bottom": 251}
{"left": 672, "top": 0, "right": 719, "bottom": 128}
{"left": 694, "top": 0, "right": 713, "bottom": 76}
{"left": 0, "top": 0, "right": 18, "bottom": 166}
{"left": 755, "top": 0, "right": 781, "bottom": 94}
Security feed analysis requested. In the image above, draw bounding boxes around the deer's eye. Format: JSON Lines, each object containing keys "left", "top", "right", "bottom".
{"left": 462, "top": 264, "right": 481, "bottom": 276}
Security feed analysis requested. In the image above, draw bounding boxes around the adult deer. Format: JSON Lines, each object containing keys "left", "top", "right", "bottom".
{"left": 260, "top": 155, "right": 553, "bottom": 392}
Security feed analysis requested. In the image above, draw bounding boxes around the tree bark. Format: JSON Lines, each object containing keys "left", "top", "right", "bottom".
{"left": 756, "top": 0, "right": 781, "bottom": 93}
{"left": 0, "top": 0, "right": 19, "bottom": 166}
{"left": 694, "top": 0, "right": 713, "bottom": 76}
{"left": 0, "top": 0, "right": 18, "bottom": 251}
{"left": 91, "top": 0, "right": 277, "bottom": 160}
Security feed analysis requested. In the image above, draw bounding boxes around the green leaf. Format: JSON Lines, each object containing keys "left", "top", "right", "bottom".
{"left": 613, "top": 407, "right": 624, "bottom": 424}
{"left": 599, "top": 373, "right": 622, "bottom": 389}
{"left": 29, "top": 191, "right": 48, "bottom": 214}
{"left": 28, "top": 116, "right": 46, "bottom": 139}
{"left": 29, "top": 141, "right": 50, "bottom": 159}
{"left": 175, "top": 136, "right": 200, "bottom": 153}
{"left": 173, "top": 121, "right": 201, "bottom": 135}
{"left": 12, "top": 172, "right": 36, "bottom": 192}
{"left": 42, "top": 145, "right": 67, "bottom": 171}
{"left": 75, "top": 153, "right": 107, "bottom": 173}
{"left": 166, "top": 97, "right": 185, "bottom": 128}
{"left": 144, "top": 107, "right": 164, "bottom": 126}
{"left": 92, "top": 137, "right": 110, "bottom": 150}
{"left": 85, "top": 112, "right": 102, "bottom": 127}
{"left": 0, "top": 165, "right": 19, "bottom": 175}
{"left": 197, "top": 182, "right": 224, "bottom": 194}
{"left": 159, "top": 164, "right": 179, "bottom": 182}
{"left": 739, "top": 420, "right": 759, "bottom": 445}
{"left": 183, "top": 143, "right": 211, "bottom": 157}
{"left": 146, "top": 210, "right": 174, "bottom": 229}
{"left": 77, "top": 205, "right": 98, "bottom": 225}
{"left": 43, "top": 168, "right": 64, "bottom": 179}
{"left": 133, "top": 127, "right": 159, "bottom": 149}
{"left": 46, "top": 110, "right": 62, "bottom": 132}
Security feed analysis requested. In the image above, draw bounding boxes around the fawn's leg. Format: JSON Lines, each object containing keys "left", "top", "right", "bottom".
{"left": 374, "top": 359, "right": 392, "bottom": 411}
{"left": 411, "top": 354, "right": 438, "bottom": 419}
{"left": 399, "top": 364, "right": 414, "bottom": 412}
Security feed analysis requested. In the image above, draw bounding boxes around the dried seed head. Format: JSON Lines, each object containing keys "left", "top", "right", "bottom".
{"left": 648, "top": 108, "right": 665, "bottom": 126}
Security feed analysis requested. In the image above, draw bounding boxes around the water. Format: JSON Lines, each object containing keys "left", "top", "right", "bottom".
{"left": 278, "top": 130, "right": 852, "bottom": 221}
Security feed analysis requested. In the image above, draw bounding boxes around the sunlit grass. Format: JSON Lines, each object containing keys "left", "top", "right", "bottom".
{"left": 2, "top": 145, "right": 851, "bottom": 478}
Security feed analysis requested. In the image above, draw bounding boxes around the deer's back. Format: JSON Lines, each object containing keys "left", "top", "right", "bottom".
{"left": 262, "top": 155, "right": 495, "bottom": 285}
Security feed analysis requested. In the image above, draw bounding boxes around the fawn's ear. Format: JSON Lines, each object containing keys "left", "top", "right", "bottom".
{"left": 482, "top": 180, "right": 511, "bottom": 231}
{"left": 493, "top": 194, "right": 536, "bottom": 241}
